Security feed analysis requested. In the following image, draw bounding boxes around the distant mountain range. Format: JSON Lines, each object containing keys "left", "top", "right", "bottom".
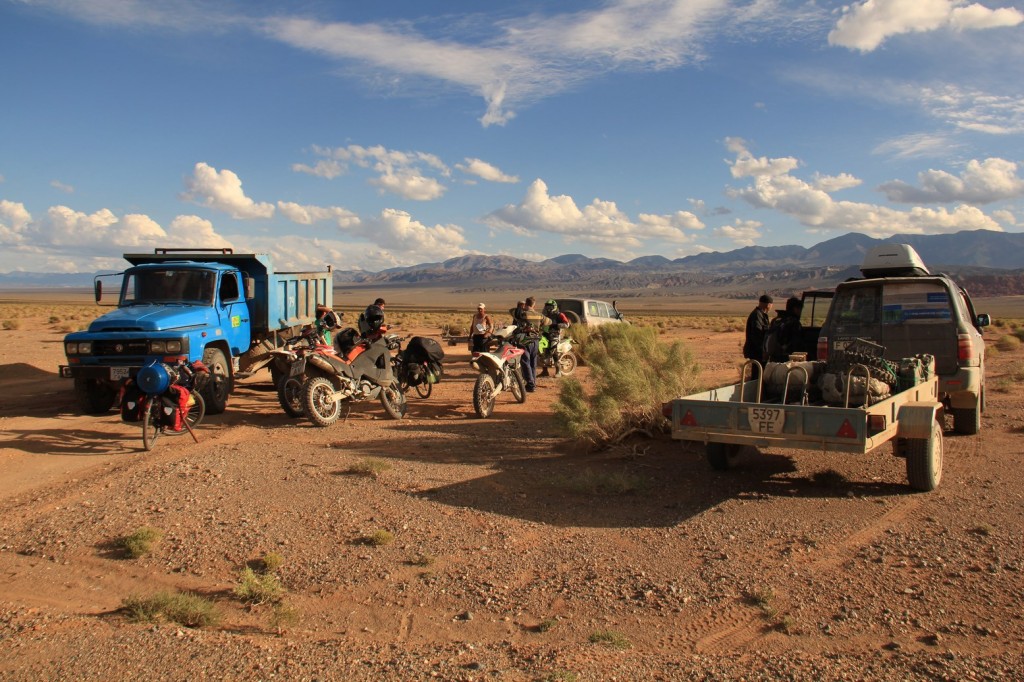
{"left": 3, "top": 230, "right": 1023, "bottom": 297}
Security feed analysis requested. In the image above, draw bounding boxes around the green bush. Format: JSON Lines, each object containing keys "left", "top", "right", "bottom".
{"left": 119, "top": 526, "right": 163, "bottom": 559}
{"left": 234, "top": 566, "right": 284, "bottom": 605}
{"left": 554, "top": 324, "right": 700, "bottom": 446}
{"left": 122, "top": 591, "right": 220, "bottom": 628}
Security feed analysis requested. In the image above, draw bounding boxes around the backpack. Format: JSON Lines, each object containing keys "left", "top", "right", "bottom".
{"left": 158, "top": 384, "right": 192, "bottom": 431}
{"left": 119, "top": 380, "right": 147, "bottom": 423}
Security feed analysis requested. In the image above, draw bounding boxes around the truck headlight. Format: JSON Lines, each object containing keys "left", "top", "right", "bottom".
{"left": 66, "top": 342, "right": 91, "bottom": 355}
{"left": 65, "top": 342, "right": 78, "bottom": 355}
{"left": 166, "top": 340, "right": 182, "bottom": 353}
{"left": 78, "top": 342, "right": 92, "bottom": 354}
{"left": 150, "top": 340, "right": 166, "bottom": 353}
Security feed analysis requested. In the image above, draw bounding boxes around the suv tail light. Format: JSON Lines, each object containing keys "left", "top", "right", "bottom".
{"left": 817, "top": 336, "right": 828, "bottom": 361}
{"left": 957, "top": 333, "right": 975, "bottom": 363}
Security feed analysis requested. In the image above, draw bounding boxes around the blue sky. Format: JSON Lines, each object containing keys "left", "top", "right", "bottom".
{"left": 1, "top": 0, "right": 1023, "bottom": 274}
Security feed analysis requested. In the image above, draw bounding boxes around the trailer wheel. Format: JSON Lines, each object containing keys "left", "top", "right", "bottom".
{"left": 905, "top": 418, "right": 943, "bottom": 492}
{"left": 706, "top": 443, "right": 740, "bottom": 471}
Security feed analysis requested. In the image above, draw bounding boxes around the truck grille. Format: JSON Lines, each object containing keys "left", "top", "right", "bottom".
{"left": 93, "top": 339, "right": 150, "bottom": 356}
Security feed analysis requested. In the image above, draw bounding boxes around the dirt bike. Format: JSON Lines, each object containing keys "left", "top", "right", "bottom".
{"left": 125, "top": 359, "right": 209, "bottom": 451}
{"left": 471, "top": 334, "right": 527, "bottom": 418}
{"left": 538, "top": 330, "right": 578, "bottom": 376}
{"left": 299, "top": 326, "right": 407, "bottom": 426}
{"left": 270, "top": 326, "right": 335, "bottom": 418}
{"left": 389, "top": 334, "right": 445, "bottom": 399}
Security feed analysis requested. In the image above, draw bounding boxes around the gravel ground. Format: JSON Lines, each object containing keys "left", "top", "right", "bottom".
{"left": 1, "top": 313, "right": 1022, "bottom": 681}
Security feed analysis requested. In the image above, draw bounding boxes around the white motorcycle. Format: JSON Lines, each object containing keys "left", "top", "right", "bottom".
{"left": 470, "top": 326, "right": 527, "bottom": 418}
{"left": 538, "top": 332, "right": 578, "bottom": 376}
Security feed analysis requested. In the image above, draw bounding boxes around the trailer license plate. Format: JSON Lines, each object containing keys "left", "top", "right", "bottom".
{"left": 110, "top": 367, "right": 130, "bottom": 381}
{"left": 749, "top": 406, "right": 785, "bottom": 434}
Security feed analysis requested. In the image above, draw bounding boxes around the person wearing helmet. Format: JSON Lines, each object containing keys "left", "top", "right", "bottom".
{"left": 540, "top": 299, "right": 571, "bottom": 377}
{"left": 359, "top": 298, "right": 386, "bottom": 338}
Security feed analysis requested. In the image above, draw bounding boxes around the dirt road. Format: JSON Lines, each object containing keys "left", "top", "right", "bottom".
{"left": 1, "top": 312, "right": 1022, "bottom": 680}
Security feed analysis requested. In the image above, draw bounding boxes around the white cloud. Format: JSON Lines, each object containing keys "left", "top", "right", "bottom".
{"left": 813, "top": 173, "right": 862, "bottom": 193}
{"left": 0, "top": 200, "right": 32, "bottom": 244}
{"left": 276, "top": 201, "right": 359, "bottom": 227}
{"left": 291, "top": 159, "right": 344, "bottom": 179}
{"left": 726, "top": 136, "right": 800, "bottom": 178}
{"left": 878, "top": 158, "right": 1024, "bottom": 204}
{"left": 829, "top": 0, "right": 1024, "bottom": 52}
{"left": 715, "top": 220, "right": 763, "bottom": 247}
{"left": 369, "top": 171, "right": 446, "bottom": 201}
{"left": 355, "top": 208, "right": 466, "bottom": 256}
{"left": 181, "top": 162, "right": 275, "bottom": 219}
{"left": 484, "top": 178, "right": 704, "bottom": 251}
{"left": 725, "top": 139, "right": 1003, "bottom": 237}
{"left": 992, "top": 209, "right": 1017, "bottom": 225}
{"left": 456, "top": 158, "right": 519, "bottom": 183}
{"left": 50, "top": 180, "right": 74, "bottom": 194}
{"left": 873, "top": 133, "right": 961, "bottom": 159}
{"left": 167, "top": 215, "right": 234, "bottom": 248}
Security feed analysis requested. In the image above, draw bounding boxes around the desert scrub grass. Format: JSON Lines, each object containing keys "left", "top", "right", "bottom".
{"left": 119, "top": 526, "right": 163, "bottom": 559}
{"left": 996, "top": 334, "right": 1021, "bottom": 352}
{"left": 1009, "top": 361, "right": 1024, "bottom": 382}
{"left": 535, "top": 617, "right": 558, "bottom": 633}
{"left": 555, "top": 324, "right": 700, "bottom": 447}
{"left": 588, "top": 629, "right": 631, "bottom": 649}
{"left": 357, "top": 529, "right": 394, "bottom": 546}
{"left": 1, "top": 319, "right": 19, "bottom": 331}
{"left": 540, "top": 672, "right": 578, "bottom": 682}
{"left": 269, "top": 600, "right": 301, "bottom": 634}
{"left": 746, "top": 587, "right": 777, "bottom": 617}
{"left": 234, "top": 566, "right": 284, "bottom": 605}
{"left": 554, "top": 468, "right": 645, "bottom": 495}
{"left": 344, "top": 457, "right": 392, "bottom": 479}
{"left": 122, "top": 591, "right": 220, "bottom": 628}
{"left": 260, "top": 551, "right": 285, "bottom": 573}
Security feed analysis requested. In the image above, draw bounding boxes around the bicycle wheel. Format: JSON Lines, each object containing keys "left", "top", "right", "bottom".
{"left": 415, "top": 379, "right": 432, "bottom": 398}
{"left": 166, "top": 390, "right": 206, "bottom": 435}
{"left": 142, "top": 399, "right": 161, "bottom": 451}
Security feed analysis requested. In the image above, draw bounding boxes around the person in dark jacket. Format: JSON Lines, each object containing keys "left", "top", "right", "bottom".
{"left": 764, "top": 297, "right": 804, "bottom": 362}
{"left": 743, "top": 294, "right": 773, "bottom": 362}
{"left": 360, "top": 298, "right": 386, "bottom": 338}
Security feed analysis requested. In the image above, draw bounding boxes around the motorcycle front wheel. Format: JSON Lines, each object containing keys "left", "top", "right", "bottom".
{"left": 473, "top": 373, "right": 497, "bottom": 418}
{"left": 380, "top": 381, "right": 408, "bottom": 420}
{"left": 141, "top": 399, "right": 161, "bottom": 451}
{"left": 557, "top": 352, "right": 578, "bottom": 376}
{"left": 277, "top": 376, "right": 305, "bottom": 418}
{"left": 415, "top": 378, "right": 432, "bottom": 399}
{"left": 510, "top": 367, "right": 526, "bottom": 403}
{"left": 303, "top": 376, "right": 342, "bottom": 427}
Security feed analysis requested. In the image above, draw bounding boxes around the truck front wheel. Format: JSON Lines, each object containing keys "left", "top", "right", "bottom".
{"left": 74, "top": 377, "right": 117, "bottom": 414}
{"left": 201, "top": 347, "right": 233, "bottom": 415}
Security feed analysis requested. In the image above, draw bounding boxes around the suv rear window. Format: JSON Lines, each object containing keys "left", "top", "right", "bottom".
{"left": 830, "top": 280, "right": 957, "bottom": 374}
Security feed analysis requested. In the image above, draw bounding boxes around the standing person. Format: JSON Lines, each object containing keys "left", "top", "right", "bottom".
{"left": 470, "top": 303, "right": 493, "bottom": 353}
{"left": 514, "top": 296, "right": 544, "bottom": 392}
{"left": 360, "top": 297, "right": 386, "bottom": 338}
{"left": 764, "top": 296, "right": 804, "bottom": 362}
{"left": 540, "top": 299, "right": 571, "bottom": 377}
{"left": 743, "top": 294, "right": 773, "bottom": 364}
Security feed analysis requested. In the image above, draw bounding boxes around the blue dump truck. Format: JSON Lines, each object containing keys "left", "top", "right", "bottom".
{"left": 60, "top": 248, "right": 333, "bottom": 415}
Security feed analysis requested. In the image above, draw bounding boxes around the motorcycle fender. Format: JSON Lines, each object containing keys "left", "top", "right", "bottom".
{"left": 475, "top": 353, "right": 503, "bottom": 373}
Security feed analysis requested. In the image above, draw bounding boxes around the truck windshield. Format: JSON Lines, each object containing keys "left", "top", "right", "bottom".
{"left": 122, "top": 269, "right": 216, "bottom": 305}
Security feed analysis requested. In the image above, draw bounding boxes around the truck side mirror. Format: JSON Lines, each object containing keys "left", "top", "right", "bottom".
{"left": 243, "top": 274, "right": 255, "bottom": 300}
{"left": 94, "top": 279, "right": 102, "bottom": 303}
{"left": 976, "top": 313, "right": 991, "bottom": 328}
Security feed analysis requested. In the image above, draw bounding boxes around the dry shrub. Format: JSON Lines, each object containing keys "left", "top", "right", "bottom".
{"left": 555, "top": 324, "right": 700, "bottom": 446}
{"left": 122, "top": 591, "right": 220, "bottom": 628}
{"left": 996, "top": 335, "right": 1021, "bottom": 352}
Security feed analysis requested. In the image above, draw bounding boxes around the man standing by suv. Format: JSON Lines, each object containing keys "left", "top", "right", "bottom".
{"left": 744, "top": 294, "right": 773, "bottom": 363}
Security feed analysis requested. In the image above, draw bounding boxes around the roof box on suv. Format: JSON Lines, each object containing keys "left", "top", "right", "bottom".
{"left": 860, "top": 244, "right": 930, "bottom": 278}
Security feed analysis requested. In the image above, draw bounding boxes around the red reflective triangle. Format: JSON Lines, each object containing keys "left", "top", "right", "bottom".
{"left": 836, "top": 419, "right": 857, "bottom": 438}
{"left": 681, "top": 410, "right": 698, "bottom": 426}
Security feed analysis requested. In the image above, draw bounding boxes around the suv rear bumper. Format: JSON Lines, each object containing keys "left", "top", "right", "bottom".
{"left": 939, "top": 366, "right": 983, "bottom": 409}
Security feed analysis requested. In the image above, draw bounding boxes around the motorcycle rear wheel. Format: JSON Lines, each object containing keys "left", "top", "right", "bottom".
{"left": 278, "top": 376, "right": 305, "bottom": 418}
{"left": 557, "top": 352, "right": 578, "bottom": 376}
{"left": 380, "top": 381, "right": 408, "bottom": 420}
{"left": 303, "top": 376, "right": 342, "bottom": 427}
{"left": 510, "top": 367, "right": 526, "bottom": 403}
{"left": 142, "top": 399, "right": 161, "bottom": 451}
{"left": 473, "top": 374, "right": 497, "bottom": 418}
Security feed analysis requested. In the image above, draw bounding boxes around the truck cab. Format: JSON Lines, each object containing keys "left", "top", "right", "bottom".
{"left": 61, "top": 248, "right": 331, "bottom": 416}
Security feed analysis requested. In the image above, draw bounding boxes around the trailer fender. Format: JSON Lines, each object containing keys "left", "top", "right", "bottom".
{"left": 896, "top": 402, "right": 941, "bottom": 440}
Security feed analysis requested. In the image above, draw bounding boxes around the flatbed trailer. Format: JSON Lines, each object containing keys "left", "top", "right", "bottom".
{"left": 666, "top": 364, "right": 944, "bottom": 491}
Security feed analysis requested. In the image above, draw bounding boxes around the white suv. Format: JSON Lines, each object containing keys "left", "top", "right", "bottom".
{"left": 817, "top": 245, "right": 990, "bottom": 434}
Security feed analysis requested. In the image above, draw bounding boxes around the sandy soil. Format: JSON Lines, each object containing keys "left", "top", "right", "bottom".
{"left": 1, "top": 306, "right": 1023, "bottom": 681}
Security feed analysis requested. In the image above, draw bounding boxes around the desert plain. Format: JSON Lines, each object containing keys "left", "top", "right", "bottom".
{"left": 0, "top": 289, "right": 1023, "bottom": 681}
